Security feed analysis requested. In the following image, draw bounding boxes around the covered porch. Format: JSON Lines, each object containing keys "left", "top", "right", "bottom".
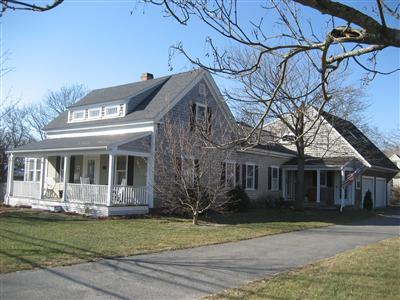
{"left": 282, "top": 157, "right": 365, "bottom": 208}
{"left": 4, "top": 132, "right": 154, "bottom": 216}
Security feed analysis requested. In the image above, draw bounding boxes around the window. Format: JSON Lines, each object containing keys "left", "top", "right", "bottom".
{"left": 88, "top": 108, "right": 101, "bottom": 119}
{"left": 246, "top": 164, "right": 255, "bottom": 190}
{"left": 115, "top": 156, "right": 127, "bottom": 185}
{"left": 225, "top": 162, "right": 236, "bottom": 188}
{"left": 72, "top": 110, "right": 85, "bottom": 121}
{"left": 25, "top": 158, "right": 41, "bottom": 182}
{"left": 199, "top": 83, "right": 207, "bottom": 97}
{"left": 105, "top": 105, "right": 119, "bottom": 117}
{"left": 195, "top": 103, "right": 207, "bottom": 123}
{"left": 182, "top": 158, "right": 195, "bottom": 184}
{"left": 356, "top": 177, "right": 361, "bottom": 189}
{"left": 271, "top": 166, "right": 279, "bottom": 191}
{"left": 320, "top": 171, "right": 327, "bottom": 187}
{"left": 281, "top": 134, "right": 295, "bottom": 143}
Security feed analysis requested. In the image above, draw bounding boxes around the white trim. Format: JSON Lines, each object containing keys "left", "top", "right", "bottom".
{"left": 271, "top": 165, "right": 280, "bottom": 192}
{"left": 47, "top": 126, "right": 154, "bottom": 139}
{"left": 245, "top": 163, "right": 256, "bottom": 190}
{"left": 46, "top": 121, "right": 155, "bottom": 134}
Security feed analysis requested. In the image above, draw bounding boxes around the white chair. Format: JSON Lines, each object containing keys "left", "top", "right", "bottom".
{"left": 45, "top": 177, "right": 57, "bottom": 198}
{"left": 116, "top": 178, "right": 127, "bottom": 204}
{"left": 80, "top": 177, "right": 90, "bottom": 184}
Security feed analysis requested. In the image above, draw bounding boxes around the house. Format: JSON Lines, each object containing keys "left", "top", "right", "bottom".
{"left": 264, "top": 110, "right": 399, "bottom": 208}
{"left": 388, "top": 154, "right": 400, "bottom": 203}
{"left": 4, "top": 69, "right": 399, "bottom": 215}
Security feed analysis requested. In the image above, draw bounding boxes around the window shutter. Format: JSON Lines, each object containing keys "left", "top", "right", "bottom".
{"left": 127, "top": 156, "right": 134, "bottom": 186}
{"left": 207, "top": 107, "right": 212, "bottom": 134}
{"left": 255, "top": 165, "right": 259, "bottom": 190}
{"left": 190, "top": 103, "right": 196, "bottom": 131}
{"left": 279, "top": 168, "right": 282, "bottom": 190}
{"left": 242, "top": 164, "right": 246, "bottom": 188}
{"left": 235, "top": 164, "right": 240, "bottom": 186}
{"left": 221, "top": 162, "right": 226, "bottom": 185}
{"left": 69, "top": 156, "right": 75, "bottom": 183}
{"left": 268, "top": 167, "right": 272, "bottom": 190}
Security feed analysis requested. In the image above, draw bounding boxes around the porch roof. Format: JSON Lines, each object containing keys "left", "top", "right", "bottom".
{"left": 8, "top": 132, "right": 151, "bottom": 154}
{"left": 282, "top": 156, "right": 360, "bottom": 168}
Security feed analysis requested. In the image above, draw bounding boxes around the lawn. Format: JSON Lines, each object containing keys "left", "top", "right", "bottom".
{"left": 0, "top": 206, "right": 377, "bottom": 273}
{"left": 205, "top": 237, "right": 400, "bottom": 300}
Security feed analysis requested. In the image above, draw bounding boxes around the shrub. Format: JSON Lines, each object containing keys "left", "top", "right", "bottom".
{"left": 227, "top": 186, "right": 250, "bottom": 212}
{"left": 363, "top": 190, "right": 373, "bottom": 211}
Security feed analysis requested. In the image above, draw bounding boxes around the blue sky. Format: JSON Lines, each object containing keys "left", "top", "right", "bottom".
{"left": 1, "top": 0, "right": 399, "bottom": 133}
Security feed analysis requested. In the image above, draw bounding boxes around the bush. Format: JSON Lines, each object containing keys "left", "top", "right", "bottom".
{"left": 227, "top": 186, "right": 250, "bottom": 212}
{"left": 363, "top": 190, "right": 373, "bottom": 211}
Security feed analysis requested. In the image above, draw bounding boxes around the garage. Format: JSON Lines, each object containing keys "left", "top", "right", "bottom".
{"left": 362, "top": 176, "right": 374, "bottom": 206}
{"left": 375, "top": 177, "right": 387, "bottom": 208}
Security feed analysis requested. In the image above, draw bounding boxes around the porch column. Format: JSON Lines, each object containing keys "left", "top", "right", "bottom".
{"left": 281, "top": 169, "right": 286, "bottom": 200}
{"left": 6, "top": 153, "right": 14, "bottom": 199}
{"left": 62, "top": 156, "right": 70, "bottom": 201}
{"left": 107, "top": 154, "right": 115, "bottom": 206}
{"left": 146, "top": 131, "right": 156, "bottom": 208}
{"left": 38, "top": 157, "right": 46, "bottom": 199}
{"left": 316, "top": 169, "right": 321, "bottom": 204}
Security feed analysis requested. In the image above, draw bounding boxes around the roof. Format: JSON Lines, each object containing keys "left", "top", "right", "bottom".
{"left": 321, "top": 111, "right": 399, "bottom": 171}
{"left": 283, "top": 156, "right": 358, "bottom": 167}
{"left": 44, "top": 69, "right": 203, "bottom": 131}
{"left": 10, "top": 132, "right": 150, "bottom": 153}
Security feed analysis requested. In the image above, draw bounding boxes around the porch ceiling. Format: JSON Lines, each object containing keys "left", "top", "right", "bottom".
{"left": 9, "top": 132, "right": 151, "bottom": 155}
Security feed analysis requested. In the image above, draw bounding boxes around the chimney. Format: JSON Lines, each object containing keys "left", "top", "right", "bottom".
{"left": 140, "top": 72, "right": 154, "bottom": 81}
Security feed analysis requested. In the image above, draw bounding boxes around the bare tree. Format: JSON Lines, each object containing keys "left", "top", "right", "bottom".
{"left": 26, "top": 83, "right": 88, "bottom": 140}
{"left": 146, "top": 0, "right": 399, "bottom": 143}
{"left": 154, "top": 118, "right": 232, "bottom": 225}
{"left": 1, "top": 0, "right": 63, "bottom": 15}
{"left": 229, "top": 53, "right": 365, "bottom": 209}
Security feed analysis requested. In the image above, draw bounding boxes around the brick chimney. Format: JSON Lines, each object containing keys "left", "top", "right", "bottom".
{"left": 140, "top": 72, "right": 154, "bottom": 81}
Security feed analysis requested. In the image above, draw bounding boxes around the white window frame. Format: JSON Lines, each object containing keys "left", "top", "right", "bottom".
{"left": 25, "top": 158, "right": 40, "bottom": 182}
{"left": 115, "top": 155, "right": 128, "bottom": 186}
{"left": 105, "top": 105, "right": 120, "bottom": 118}
{"left": 245, "top": 163, "right": 256, "bottom": 190}
{"left": 88, "top": 108, "right": 101, "bottom": 119}
{"left": 195, "top": 102, "right": 207, "bottom": 124}
{"left": 320, "top": 170, "right": 327, "bottom": 187}
{"left": 271, "top": 166, "right": 280, "bottom": 191}
{"left": 225, "top": 161, "right": 236, "bottom": 188}
{"left": 72, "top": 110, "right": 85, "bottom": 121}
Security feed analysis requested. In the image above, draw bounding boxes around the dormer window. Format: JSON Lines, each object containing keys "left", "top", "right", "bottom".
{"left": 73, "top": 110, "right": 85, "bottom": 121}
{"left": 88, "top": 108, "right": 101, "bottom": 119}
{"left": 105, "top": 105, "right": 119, "bottom": 117}
{"left": 195, "top": 103, "right": 207, "bottom": 123}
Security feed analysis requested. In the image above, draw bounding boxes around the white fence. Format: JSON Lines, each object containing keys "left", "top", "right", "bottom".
{"left": 112, "top": 185, "right": 148, "bottom": 206}
{"left": 12, "top": 181, "right": 40, "bottom": 198}
{"left": 66, "top": 183, "right": 108, "bottom": 205}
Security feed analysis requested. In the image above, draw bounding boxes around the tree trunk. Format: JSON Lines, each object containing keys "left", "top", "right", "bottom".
{"left": 192, "top": 211, "right": 199, "bottom": 225}
{"left": 295, "top": 156, "right": 305, "bottom": 210}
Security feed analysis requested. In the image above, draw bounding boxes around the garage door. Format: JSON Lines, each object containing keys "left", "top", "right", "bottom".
{"left": 362, "top": 176, "right": 374, "bottom": 206}
{"left": 375, "top": 178, "right": 386, "bottom": 208}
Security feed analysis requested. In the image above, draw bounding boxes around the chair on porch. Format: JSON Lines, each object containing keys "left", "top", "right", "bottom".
{"left": 45, "top": 177, "right": 58, "bottom": 198}
{"left": 80, "top": 177, "right": 90, "bottom": 184}
{"left": 113, "top": 179, "right": 127, "bottom": 205}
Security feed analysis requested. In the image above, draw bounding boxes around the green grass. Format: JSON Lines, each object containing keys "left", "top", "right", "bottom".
{"left": 0, "top": 206, "right": 377, "bottom": 273}
{"left": 205, "top": 237, "right": 400, "bottom": 300}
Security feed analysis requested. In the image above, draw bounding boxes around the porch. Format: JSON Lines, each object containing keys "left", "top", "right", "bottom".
{"left": 4, "top": 132, "right": 154, "bottom": 216}
{"left": 282, "top": 157, "right": 365, "bottom": 208}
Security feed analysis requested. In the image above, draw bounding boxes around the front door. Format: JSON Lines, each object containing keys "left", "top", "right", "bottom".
{"left": 85, "top": 156, "right": 99, "bottom": 184}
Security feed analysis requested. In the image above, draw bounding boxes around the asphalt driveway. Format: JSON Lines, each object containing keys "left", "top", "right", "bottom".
{"left": 1, "top": 209, "right": 399, "bottom": 300}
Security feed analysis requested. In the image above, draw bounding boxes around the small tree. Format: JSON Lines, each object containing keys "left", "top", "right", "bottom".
{"left": 154, "top": 118, "right": 232, "bottom": 225}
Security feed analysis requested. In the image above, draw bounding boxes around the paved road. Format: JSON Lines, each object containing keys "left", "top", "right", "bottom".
{"left": 1, "top": 210, "right": 399, "bottom": 300}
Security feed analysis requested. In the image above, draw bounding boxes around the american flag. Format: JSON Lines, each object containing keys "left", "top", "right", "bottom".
{"left": 343, "top": 166, "right": 365, "bottom": 188}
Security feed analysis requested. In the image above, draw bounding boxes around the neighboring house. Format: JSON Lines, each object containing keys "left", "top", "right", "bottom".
{"left": 264, "top": 110, "right": 399, "bottom": 208}
{"left": 4, "top": 69, "right": 398, "bottom": 215}
{"left": 388, "top": 154, "right": 400, "bottom": 204}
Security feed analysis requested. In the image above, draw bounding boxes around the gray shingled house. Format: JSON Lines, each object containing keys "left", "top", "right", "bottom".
{"left": 4, "top": 70, "right": 399, "bottom": 216}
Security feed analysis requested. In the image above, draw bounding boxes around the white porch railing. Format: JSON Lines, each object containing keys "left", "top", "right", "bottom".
{"left": 12, "top": 181, "right": 40, "bottom": 198}
{"left": 65, "top": 183, "right": 108, "bottom": 205}
{"left": 112, "top": 185, "right": 147, "bottom": 206}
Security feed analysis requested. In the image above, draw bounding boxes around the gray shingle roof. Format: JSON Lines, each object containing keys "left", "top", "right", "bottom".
{"left": 44, "top": 69, "right": 203, "bottom": 131}
{"left": 11, "top": 133, "right": 150, "bottom": 153}
{"left": 322, "top": 111, "right": 399, "bottom": 171}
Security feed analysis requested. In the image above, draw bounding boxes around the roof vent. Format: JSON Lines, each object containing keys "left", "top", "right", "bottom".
{"left": 140, "top": 72, "right": 154, "bottom": 81}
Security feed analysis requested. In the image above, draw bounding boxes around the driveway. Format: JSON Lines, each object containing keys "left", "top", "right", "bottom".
{"left": 1, "top": 209, "right": 399, "bottom": 300}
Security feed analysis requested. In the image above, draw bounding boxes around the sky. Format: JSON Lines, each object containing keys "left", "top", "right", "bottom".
{"left": 1, "top": 0, "right": 399, "bottom": 134}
